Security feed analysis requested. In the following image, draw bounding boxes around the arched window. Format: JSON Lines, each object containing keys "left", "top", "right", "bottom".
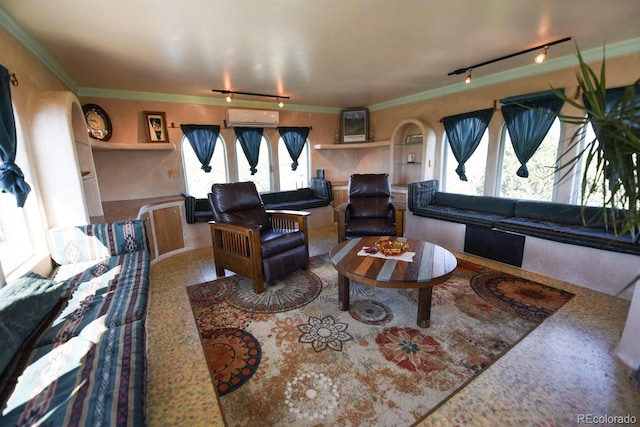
{"left": 236, "top": 135, "right": 272, "bottom": 192}
{"left": 442, "top": 129, "right": 489, "bottom": 196}
{"left": 181, "top": 135, "right": 228, "bottom": 198}
{"left": 278, "top": 137, "right": 310, "bottom": 190}
{"left": 497, "top": 118, "right": 562, "bottom": 201}
{"left": 576, "top": 123, "right": 612, "bottom": 207}
{"left": 0, "top": 192, "right": 33, "bottom": 279}
{"left": 0, "top": 107, "right": 35, "bottom": 280}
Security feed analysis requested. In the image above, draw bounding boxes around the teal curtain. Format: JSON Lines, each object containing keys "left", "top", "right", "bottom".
{"left": 278, "top": 126, "right": 310, "bottom": 171}
{"left": 500, "top": 89, "right": 565, "bottom": 178}
{"left": 180, "top": 124, "right": 220, "bottom": 172}
{"left": 584, "top": 84, "right": 640, "bottom": 188}
{"left": 235, "top": 127, "right": 264, "bottom": 175}
{"left": 0, "top": 65, "right": 31, "bottom": 207}
{"left": 583, "top": 85, "right": 638, "bottom": 144}
{"left": 442, "top": 108, "right": 493, "bottom": 181}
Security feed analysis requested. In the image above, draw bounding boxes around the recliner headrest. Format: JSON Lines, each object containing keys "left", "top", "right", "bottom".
{"left": 348, "top": 174, "right": 391, "bottom": 198}
{"left": 210, "top": 181, "right": 263, "bottom": 214}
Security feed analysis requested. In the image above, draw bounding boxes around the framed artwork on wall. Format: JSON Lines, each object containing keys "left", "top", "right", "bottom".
{"left": 144, "top": 111, "right": 169, "bottom": 142}
{"left": 341, "top": 108, "right": 369, "bottom": 143}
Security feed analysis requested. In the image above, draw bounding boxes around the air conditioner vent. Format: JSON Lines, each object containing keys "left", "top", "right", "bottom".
{"left": 225, "top": 108, "right": 279, "bottom": 128}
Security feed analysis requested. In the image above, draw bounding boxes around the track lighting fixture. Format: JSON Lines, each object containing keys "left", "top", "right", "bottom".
{"left": 448, "top": 36, "right": 571, "bottom": 83}
{"left": 535, "top": 46, "right": 549, "bottom": 64}
{"left": 464, "top": 69, "right": 472, "bottom": 84}
{"left": 211, "top": 89, "right": 290, "bottom": 106}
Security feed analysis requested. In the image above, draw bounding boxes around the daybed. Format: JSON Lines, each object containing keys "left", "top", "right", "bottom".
{"left": 408, "top": 180, "right": 640, "bottom": 256}
{"left": 0, "top": 220, "right": 150, "bottom": 426}
{"left": 406, "top": 180, "right": 639, "bottom": 298}
{"left": 260, "top": 178, "right": 333, "bottom": 210}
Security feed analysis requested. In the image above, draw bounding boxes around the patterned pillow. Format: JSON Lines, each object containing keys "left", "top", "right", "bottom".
{"left": 0, "top": 273, "right": 64, "bottom": 374}
{"left": 47, "top": 220, "right": 149, "bottom": 265}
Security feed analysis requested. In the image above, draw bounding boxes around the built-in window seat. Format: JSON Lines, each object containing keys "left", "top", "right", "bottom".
{"left": 406, "top": 180, "right": 639, "bottom": 298}
{"left": 184, "top": 178, "right": 334, "bottom": 229}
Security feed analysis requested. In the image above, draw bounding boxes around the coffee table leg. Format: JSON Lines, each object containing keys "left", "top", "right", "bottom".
{"left": 338, "top": 274, "right": 350, "bottom": 311}
{"left": 417, "top": 287, "right": 433, "bottom": 328}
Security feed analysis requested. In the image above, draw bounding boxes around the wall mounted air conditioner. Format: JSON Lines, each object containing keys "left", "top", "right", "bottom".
{"left": 225, "top": 108, "right": 279, "bottom": 128}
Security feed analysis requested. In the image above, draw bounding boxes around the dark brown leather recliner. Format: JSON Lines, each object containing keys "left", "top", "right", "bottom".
{"left": 208, "top": 181, "right": 310, "bottom": 293}
{"left": 336, "top": 173, "right": 405, "bottom": 242}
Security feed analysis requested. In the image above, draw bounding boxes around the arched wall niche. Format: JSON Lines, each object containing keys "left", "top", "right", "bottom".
{"left": 390, "top": 118, "right": 436, "bottom": 185}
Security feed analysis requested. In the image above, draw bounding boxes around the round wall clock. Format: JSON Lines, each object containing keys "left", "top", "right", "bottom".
{"left": 82, "top": 103, "right": 112, "bottom": 141}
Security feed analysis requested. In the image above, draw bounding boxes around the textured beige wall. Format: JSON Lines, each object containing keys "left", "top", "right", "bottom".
{"left": 83, "top": 52, "right": 640, "bottom": 201}
{"left": 0, "top": 26, "right": 74, "bottom": 277}
{"left": 82, "top": 97, "right": 342, "bottom": 200}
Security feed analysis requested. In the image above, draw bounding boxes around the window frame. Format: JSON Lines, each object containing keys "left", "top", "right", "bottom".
{"left": 441, "top": 128, "right": 489, "bottom": 196}
{"left": 277, "top": 136, "right": 310, "bottom": 190}
{"left": 0, "top": 106, "right": 46, "bottom": 285}
{"left": 235, "top": 134, "right": 273, "bottom": 192}
{"left": 181, "top": 134, "right": 229, "bottom": 198}
{"left": 495, "top": 118, "right": 563, "bottom": 201}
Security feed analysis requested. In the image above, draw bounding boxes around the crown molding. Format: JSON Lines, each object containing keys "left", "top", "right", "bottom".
{"left": 0, "top": 5, "right": 78, "bottom": 92}
{"left": 368, "top": 37, "right": 640, "bottom": 111}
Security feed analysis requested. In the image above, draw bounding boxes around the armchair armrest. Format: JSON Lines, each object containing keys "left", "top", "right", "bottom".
{"left": 209, "top": 220, "right": 262, "bottom": 282}
{"left": 392, "top": 202, "right": 406, "bottom": 237}
{"left": 267, "top": 210, "right": 310, "bottom": 250}
{"left": 335, "top": 203, "right": 349, "bottom": 242}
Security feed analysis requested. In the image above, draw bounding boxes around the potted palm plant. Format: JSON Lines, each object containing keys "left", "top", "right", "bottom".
{"left": 553, "top": 49, "right": 639, "bottom": 239}
{"left": 553, "top": 48, "right": 639, "bottom": 370}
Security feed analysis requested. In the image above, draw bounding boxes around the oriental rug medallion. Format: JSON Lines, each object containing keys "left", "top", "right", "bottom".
{"left": 186, "top": 254, "right": 573, "bottom": 426}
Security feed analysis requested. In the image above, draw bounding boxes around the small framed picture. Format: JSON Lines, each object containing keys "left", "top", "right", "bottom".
{"left": 144, "top": 111, "right": 169, "bottom": 142}
{"left": 341, "top": 108, "right": 369, "bottom": 143}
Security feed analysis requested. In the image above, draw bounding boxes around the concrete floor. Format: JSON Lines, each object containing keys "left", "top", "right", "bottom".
{"left": 145, "top": 225, "right": 640, "bottom": 426}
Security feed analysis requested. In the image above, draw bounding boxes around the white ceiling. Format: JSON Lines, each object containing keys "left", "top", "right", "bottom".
{"left": 1, "top": 0, "right": 639, "bottom": 109}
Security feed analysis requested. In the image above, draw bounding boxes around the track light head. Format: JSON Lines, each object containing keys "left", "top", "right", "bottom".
{"left": 535, "top": 46, "right": 549, "bottom": 64}
{"left": 464, "top": 69, "right": 472, "bottom": 84}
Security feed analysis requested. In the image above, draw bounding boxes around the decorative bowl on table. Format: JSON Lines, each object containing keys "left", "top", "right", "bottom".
{"left": 375, "top": 240, "right": 409, "bottom": 256}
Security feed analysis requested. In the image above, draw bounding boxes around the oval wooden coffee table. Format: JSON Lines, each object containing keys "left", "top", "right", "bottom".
{"left": 329, "top": 236, "right": 457, "bottom": 328}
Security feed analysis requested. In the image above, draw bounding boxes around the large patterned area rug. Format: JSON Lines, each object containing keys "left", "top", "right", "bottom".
{"left": 186, "top": 254, "right": 574, "bottom": 426}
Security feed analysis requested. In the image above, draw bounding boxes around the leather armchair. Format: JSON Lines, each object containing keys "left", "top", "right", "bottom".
{"left": 336, "top": 173, "right": 405, "bottom": 242}
{"left": 208, "top": 181, "right": 310, "bottom": 293}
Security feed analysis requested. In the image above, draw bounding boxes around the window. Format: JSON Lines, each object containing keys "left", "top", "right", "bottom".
{"left": 497, "top": 118, "right": 562, "bottom": 201}
{"left": 0, "top": 192, "right": 33, "bottom": 281}
{"left": 236, "top": 135, "right": 272, "bottom": 192}
{"left": 278, "top": 137, "right": 310, "bottom": 190}
{"left": 0, "top": 106, "right": 38, "bottom": 284}
{"left": 182, "top": 135, "right": 228, "bottom": 198}
{"left": 576, "top": 123, "right": 615, "bottom": 208}
{"left": 442, "top": 129, "right": 489, "bottom": 196}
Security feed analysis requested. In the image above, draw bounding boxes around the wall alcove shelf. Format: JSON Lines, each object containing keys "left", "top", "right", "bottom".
{"left": 91, "top": 141, "right": 176, "bottom": 151}
{"left": 390, "top": 118, "right": 435, "bottom": 187}
{"left": 313, "top": 140, "right": 391, "bottom": 150}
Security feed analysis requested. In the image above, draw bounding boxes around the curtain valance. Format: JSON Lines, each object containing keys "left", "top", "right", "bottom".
{"left": 180, "top": 124, "right": 221, "bottom": 173}
{"left": 278, "top": 126, "right": 310, "bottom": 171}
{"left": 500, "top": 89, "right": 565, "bottom": 177}
{"left": 0, "top": 65, "right": 31, "bottom": 207}
{"left": 442, "top": 108, "right": 494, "bottom": 181}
